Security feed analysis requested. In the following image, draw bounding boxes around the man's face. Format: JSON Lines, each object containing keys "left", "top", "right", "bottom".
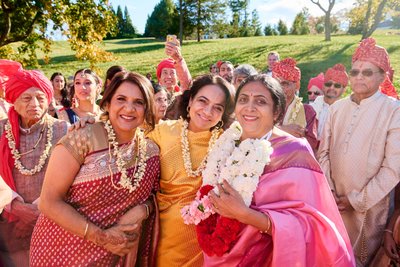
{"left": 323, "top": 80, "right": 345, "bottom": 101}
{"left": 268, "top": 55, "right": 279, "bottom": 70}
{"left": 219, "top": 63, "right": 233, "bottom": 83}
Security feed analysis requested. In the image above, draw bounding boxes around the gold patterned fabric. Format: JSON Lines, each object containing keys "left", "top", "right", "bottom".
{"left": 148, "top": 120, "right": 221, "bottom": 267}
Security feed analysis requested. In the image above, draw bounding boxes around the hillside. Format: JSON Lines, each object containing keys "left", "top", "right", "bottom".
{"left": 38, "top": 30, "right": 400, "bottom": 96}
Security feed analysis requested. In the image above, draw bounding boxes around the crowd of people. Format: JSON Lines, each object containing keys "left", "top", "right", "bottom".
{"left": 0, "top": 35, "right": 399, "bottom": 267}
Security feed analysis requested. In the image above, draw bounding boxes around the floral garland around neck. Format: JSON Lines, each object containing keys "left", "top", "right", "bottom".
{"left": 180, "top": 121, "right": 273, "bottom": 256}
{"left": 288, "top": 96, "right": 303, "bottom": 124}
{"left": 104, "top": 120, "right": 148, "bottom": 193}
{"left": 5, "top": 116, "right": 54, "bottom": 176}
{"left": 180, "top": 119, "right": 220, "bottom": 177}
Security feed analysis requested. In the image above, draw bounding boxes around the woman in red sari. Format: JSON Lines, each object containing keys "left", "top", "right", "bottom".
{"left": 30, "top": 72, "right": 160, "bottom": 266}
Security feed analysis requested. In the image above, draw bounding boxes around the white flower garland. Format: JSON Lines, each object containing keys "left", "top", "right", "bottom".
{"left": 104, "top": 120, "right": 148, "bottom": 193}
{"left": 181, "top": 119, "right": 220, "bottom": 177}
{"left": 202, "top": 121, "right": 273, "bottom": 206}
{"left": 288, "top": 96, "right": 303, "bottom": 124}
{"left": 5, "top": 117, "right": 54, "bottom": 176}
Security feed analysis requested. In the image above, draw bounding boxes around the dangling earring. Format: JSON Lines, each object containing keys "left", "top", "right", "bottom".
{"left": 216, "top": 120, "right": 224, "bottom": 129}
{"left": 186, "top": 106, "right": 190, "bottom": 119}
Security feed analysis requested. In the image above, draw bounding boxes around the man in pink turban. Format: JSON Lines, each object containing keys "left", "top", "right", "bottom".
{"left": 311, "top": 64, "right": 348, "bottom": 139}
{"left": 272, "top": 58, "right": 318, "bottom": 151}
{"left": 0, "top": 60, "right": 69, "bottom": 266}
{"left": 318, "top": 38, "right": 400, "bottom": 266}
{"left": 307, "top": 72, "right": 324, "bottom": 103}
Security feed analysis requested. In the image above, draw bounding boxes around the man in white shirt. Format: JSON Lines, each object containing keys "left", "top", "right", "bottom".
{"left": 311, "top": 64, "right": 347, "bottom": 139}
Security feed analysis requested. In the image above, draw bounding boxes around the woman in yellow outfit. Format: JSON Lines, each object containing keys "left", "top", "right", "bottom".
{"left": 74, "top": 74, "right": 235, "bottom": 266}
{"left": 148, "top": 74, "right": 235, "bottom": 266}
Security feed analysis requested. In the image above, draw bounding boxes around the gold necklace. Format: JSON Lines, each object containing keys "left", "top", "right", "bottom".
{"left": 104, "top": 120, "right": 148, "bottom": 193}
{"left": 180, "top": 119, "right": 219, "bottom": 177}
{"left": 5, "top": 116, "right": 54, "bottom": 175}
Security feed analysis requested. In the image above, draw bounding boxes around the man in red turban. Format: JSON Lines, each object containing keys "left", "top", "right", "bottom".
{"left": 318, "top": 37, "right": 400, "bottom": 266}
{"left": 272, "top": 58, "right": 318, "bottom": 151}
{"left": 311, "top": 64, "right": 348, "bottom": 139}
{"left": 0, "top": 60, "right": 68, "bottom": 266}
{"left": 307, "top": 73, "right": 324, "bottom": 103}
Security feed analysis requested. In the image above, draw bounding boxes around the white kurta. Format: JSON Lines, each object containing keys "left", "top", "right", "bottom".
{"left": 318, "top": 91, "right": 400, "bottom": 266}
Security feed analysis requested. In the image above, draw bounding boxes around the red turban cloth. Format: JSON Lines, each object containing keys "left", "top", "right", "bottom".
{"left": 324, "top": 64, "right": 349, "bottom": 87}
{"left": 307, "top": 73, "right": 324, "bottom": 91}
{"left": 272, "top": 58, "right": 301, "bottom": 83}
{"left": 352, "top": 38, "right": 390, "bottom": 73}
{"left": 0, "top": 60, "right": 53, "bottom": 205}
{"left": 380, "top": 76, "right": 399, "bottom": 99}
{"left": 156, "top": 58, "right": 175, "bottom": 81}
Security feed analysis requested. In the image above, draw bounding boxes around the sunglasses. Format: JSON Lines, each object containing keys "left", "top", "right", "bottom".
{"left": 349, "top": 69, "right": 381, "bottom": 77}
{"left": 324, "top": 81, "right": 342, "bottom": 89}
{"left": 307, "top": 91, "right": 322, "bottom": 96}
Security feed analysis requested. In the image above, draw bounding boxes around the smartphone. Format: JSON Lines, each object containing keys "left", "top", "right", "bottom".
{"left": 166, "top": 34, "right": 178, "bottom": 46}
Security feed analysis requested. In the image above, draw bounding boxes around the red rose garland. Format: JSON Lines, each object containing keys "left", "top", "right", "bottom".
{"left": 195, "top": 185, "right": 244, "bottom": 257}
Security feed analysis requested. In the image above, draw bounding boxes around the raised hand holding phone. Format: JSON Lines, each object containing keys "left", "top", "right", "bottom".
{"left": 165, "top": 34, "right": 182, "bottom": 61}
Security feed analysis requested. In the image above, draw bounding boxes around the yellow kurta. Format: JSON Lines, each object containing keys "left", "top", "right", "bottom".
{"left": 148, "top": 120, "right": 220, "bottom": 267}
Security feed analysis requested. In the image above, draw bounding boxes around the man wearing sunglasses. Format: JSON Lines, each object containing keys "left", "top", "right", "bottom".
{"left": 307, "top": 73, "right": 324, "bottom": 103}
{"left": 318, "top": 38, "right": 400, "bottom": 266}
{"left": 272, "top": 58, "right": 318, "bottom": 151}
{"left": 311, "top": 64, "right": 348, "bottom": 139}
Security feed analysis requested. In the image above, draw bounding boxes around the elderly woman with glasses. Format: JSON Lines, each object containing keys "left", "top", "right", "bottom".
{"left": 0, "top": 60, "right": 69, "bottom": 266}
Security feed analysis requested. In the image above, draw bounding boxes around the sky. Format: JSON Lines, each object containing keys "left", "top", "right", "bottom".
{"left": 110, "top": 0, "right": 356, "bottom": 34}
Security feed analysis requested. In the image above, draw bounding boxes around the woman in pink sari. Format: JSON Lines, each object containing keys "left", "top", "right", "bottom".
{"left": 30, "top": 72, "right": 160, "bottom": 266}
{"left": 206, "top": 74, "right": 355, "bottom": 266}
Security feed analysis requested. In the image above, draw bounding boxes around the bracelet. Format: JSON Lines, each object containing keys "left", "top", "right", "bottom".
{"left": 384, "top": 229, "right": 393, "bottom": 234}
{"left": 143, "top": 203, "right": 150, "bottom": 220}
{"left": 260, "top": 214, "right": 271, "bottom": 234}
{"left": 83, "top": 220, "right": 89, "bottom": 239}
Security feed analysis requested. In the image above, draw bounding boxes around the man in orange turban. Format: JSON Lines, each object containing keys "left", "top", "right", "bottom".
{"left": 311, "top": 64, "right": 348, "bottom": 139}
{"left": 273, "top": 58, "right": 318, "bottom": 151}
{"left": 0, "top": 60, "right": 68, "bottom": 266}
{"left": 318, "top": 38, "right": 400, "bottom": 266}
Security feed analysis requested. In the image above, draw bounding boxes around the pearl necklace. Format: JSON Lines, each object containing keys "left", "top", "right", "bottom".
{"left": 180, "top": 119, "right": 220, "bottom": 177}
{"left": 104, "top": 120, "right": 148, "bottom": 193}
{"left": 5, "top": 116, "right": 54, "bottom": 176}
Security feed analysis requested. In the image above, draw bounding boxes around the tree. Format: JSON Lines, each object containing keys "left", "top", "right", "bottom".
{"left": 144, "top": 0, "right": 179, "bottom": 38}
{"left": 361, "top": 0, "right": 388, "bottom": 39}
{"left": 123, "top": 6, "right": 136, "bottom": 38}
{"left": 0, "top": 0, "right": 117, "bottom": 68}
{"left": 346, "top": 0, "right": 396, "bottom": 37}
{"left": 309, "top": 0, "right": 335, "bottom": 41}
{"left": 291, "top": 8, "right": 310, "bottom": 35}
{"left": 277, "top": 19, "right": 288, "bottom": 35}
{"left": 250, "top": 9, "right": 263, "bottom": 36}
{"left": 264, "top": 24, "right": 278, "bottom": 36}
{"left": 116, "top": 6, "right": 124, "bottom": 38}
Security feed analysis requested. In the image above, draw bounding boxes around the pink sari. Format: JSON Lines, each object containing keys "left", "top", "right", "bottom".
{"left": 204, "top": 136, "right": 355, "bottom": 267}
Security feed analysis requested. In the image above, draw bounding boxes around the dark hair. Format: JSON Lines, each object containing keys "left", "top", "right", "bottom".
{"left": 151, "top": 81, "right": 167, "bottom": 95}
{"left": 235, "top": 74, "right": 286, "bottom": 124}
{"left": 102, "top": 65, "right": 126, "bottom": 95}
{"left": 99, "top": 71, "right": 156, "bottom": 131}
{"left": 50, "top": 72, "right": 72, "bottom": 108}
{"left": 181, "top": 74, "right": 235, "bottom": 129}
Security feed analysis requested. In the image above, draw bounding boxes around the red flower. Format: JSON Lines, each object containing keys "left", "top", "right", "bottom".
{"left": 199, "top": 184, "right": 214, "bottom": 198}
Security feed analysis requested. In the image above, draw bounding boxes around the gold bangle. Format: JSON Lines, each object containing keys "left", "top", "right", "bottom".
{"left": 83, "top": 220, "right": 89, "bottom": 239}
{"left": 260, "top": 214, "right": 271, "bottom": 234}
{"left": 143, "top": 203, "right": 150, "bottom": 220}
{"left": 384, "top": 229, "right": 393, "bottom": 234}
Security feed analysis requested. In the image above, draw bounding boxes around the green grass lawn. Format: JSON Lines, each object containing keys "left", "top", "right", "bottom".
{"left": 37, "top": 30, "right": 400, "bottom": 97}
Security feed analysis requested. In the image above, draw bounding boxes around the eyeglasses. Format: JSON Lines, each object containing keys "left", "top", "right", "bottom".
{"left": 324, "top": 81, "right": 342, "bottom": 89}
{"left": 349, "top": 69, "right": 381, "bottom": 77}
{"left": 307, "top": 91, "right": 322, "bottom": 96}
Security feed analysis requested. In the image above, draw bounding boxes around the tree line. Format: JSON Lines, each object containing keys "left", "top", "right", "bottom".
{"left": 0, "top": 0, "right": 398, "bottom": 68}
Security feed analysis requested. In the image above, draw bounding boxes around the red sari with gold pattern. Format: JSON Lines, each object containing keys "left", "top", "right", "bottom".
{"left": 30, "top": 122, "right": 160, "bottom": 267}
